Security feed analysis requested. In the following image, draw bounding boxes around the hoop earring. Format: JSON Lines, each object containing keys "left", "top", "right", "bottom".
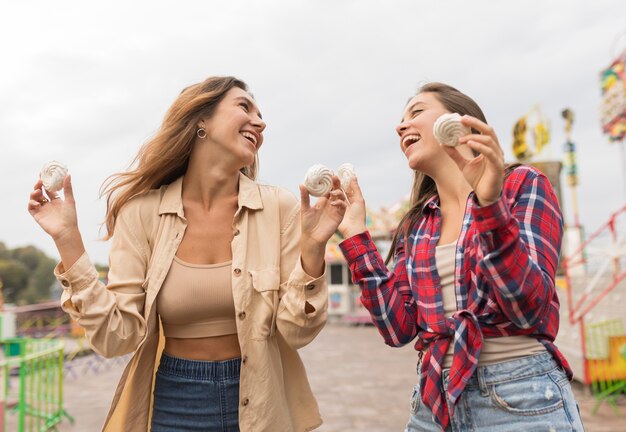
{"left": 197, "top": 128, "right": 207, "bottom": 139}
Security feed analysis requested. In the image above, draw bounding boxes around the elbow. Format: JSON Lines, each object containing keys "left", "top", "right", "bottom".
{"left": 512, "top": 316, "right": 541, "bottom": 331}
{"left": 92, "top": 336, "right": 141, "bottom": 358}
{"left": 85, "top": 326, "right": 144, "bottom": 358}
{"left": 377, "top": 324, "right": 415, "bottom": 348}
{"left": 277, "top": 311, "right": 327, "bottom": 350}
{"left": 504, "top": 295, "right": 551, "bottom": 331}
{"left": 384, "top": 337, "right": 411, "bottom": 348}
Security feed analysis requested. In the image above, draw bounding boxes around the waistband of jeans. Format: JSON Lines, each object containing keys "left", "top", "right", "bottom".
{"left": 446, "top": 352, "right": 558, "bottom": 389}
{"left": 158, "top": 352, "right": 241, "bottom": 381}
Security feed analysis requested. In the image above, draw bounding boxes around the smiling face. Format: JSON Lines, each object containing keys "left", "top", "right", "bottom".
{"left": 199, "top": 87, "right": 266, "bottom": 169}
{"left": 395, "top": 92, "right": 451, "bottom": 171}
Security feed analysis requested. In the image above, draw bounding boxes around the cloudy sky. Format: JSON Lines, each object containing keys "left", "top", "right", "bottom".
{"left": 2, "top": 0, "right": 625, "bottom": 264}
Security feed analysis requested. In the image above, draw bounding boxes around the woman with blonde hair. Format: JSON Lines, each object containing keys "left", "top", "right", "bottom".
{"left": 28, "top": 76, "right": 346, "bottom": 431}
{"left": 338, "top": 82, "right": 584, "bottom": 431}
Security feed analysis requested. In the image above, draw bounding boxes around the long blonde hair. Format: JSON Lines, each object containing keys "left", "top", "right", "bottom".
{"left": 101, "top": 76, "right": 257, "bottom": 239}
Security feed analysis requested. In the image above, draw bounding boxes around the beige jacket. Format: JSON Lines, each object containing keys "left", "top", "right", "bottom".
{"left": 55, "top": 174, "right": 327, "bottom": 431}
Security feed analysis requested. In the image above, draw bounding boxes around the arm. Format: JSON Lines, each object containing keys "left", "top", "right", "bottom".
{"left": 474, "top": 168, "right": 563, "bottom": 329}
{"left": 338, "top": 176, "right": 418, "bottom": 346}
{"left": 340, "top": 231, "right": 418, "bottom": 346}
{"left": 445, "top": 116, "right": 561, "bottom": 329}
{"left": 28, "top": 175, "right": 149, "bottom": 357}
{"left": 56, "top": 203, "right": 149, "bottom": 357}
{"left": 275, "top": 197, "right": 328, "bottom": 350}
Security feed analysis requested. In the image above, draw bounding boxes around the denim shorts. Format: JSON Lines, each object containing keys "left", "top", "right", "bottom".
{"left": 151, "top": 353, "right": 241, "bottom": 432}
{"left": 406, "top": 352, "right": 585, "bottom": 432}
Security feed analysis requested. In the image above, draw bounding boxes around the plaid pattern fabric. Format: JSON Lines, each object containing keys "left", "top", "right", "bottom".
{"left": 340, "top": 166, "right": 571, "bottom": 431}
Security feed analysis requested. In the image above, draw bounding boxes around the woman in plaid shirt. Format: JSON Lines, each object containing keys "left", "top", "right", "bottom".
{"left": 338, "top": 83, "right": 584, "bottom": 431}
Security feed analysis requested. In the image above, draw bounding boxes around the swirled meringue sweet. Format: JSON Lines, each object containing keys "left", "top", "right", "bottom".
{"left": 337, "top": 163, "right": 356, "bottom": 190}
{"left": 40, "top": 160, "right": 68, "bottom": 192}
{"left": 433, "top": 113, "right": 470, "bottom": 147}
{"left": 304, "top": 164, "right": 334, "bottom": 197}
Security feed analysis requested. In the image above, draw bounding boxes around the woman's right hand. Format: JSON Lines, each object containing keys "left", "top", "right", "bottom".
{"left": 28, "top": 175, "right": 79, "bottom": 242}
{"left": 338, "top": 176, "right": 367, "bottom": 239}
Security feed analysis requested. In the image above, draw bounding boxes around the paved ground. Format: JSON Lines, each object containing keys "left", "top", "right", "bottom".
{"left": 12, "top": 323, "right": 622, "bottom": 431}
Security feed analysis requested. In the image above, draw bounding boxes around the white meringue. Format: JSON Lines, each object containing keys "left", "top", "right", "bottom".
{"left": 433, "top": 113, "right": 470, "bottom": 147}
{"left": 40, "top": 160, "right": 68, "bottom": 192}
{"left": 304, "top": 164, "right": 334, "bottom": 197}
{"left": 337, "top": 163, "right": 356, "bottom": 190}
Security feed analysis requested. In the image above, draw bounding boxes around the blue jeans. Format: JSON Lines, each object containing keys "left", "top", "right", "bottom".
{"left": 151, "top": 353, "right": 241, "bottom": 432}
{"left": 406, "top": 352, "right": 585, "bottom": 431}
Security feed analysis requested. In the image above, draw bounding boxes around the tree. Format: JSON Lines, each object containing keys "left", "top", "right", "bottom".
{"left": 0, "top": 242, "right": 108, "bottom": 305}
{"left": 0, "top": 259, "right": 29, "bottom": 304}
{"left": 0, "top": 242, "right": 9, "bottom": 260}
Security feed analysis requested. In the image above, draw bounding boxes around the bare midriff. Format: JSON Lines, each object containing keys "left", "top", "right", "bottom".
{"left": 164, "top": 334, "right": 241, "bottom": 361}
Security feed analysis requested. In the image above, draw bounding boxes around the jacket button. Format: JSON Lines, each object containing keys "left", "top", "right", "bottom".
{"left": 61, "top": 280, "right": 70, "bottom": 287}
{"left": 305, "top": 283, "right": 315, "bottom": 291}
{"left": 238, "top": 311, "right": 246, "bottom": 320}
{"left": 242, "top": 355, "right": 248, "bottom": 364}
{"left": 242, "top": 398, "right": 249, "bottom": 406}
{"left": 234, "top": 268, "right": 241, "bottom": 276}
{"left": 233, "top": 229, "right": 240, "bottom": 236}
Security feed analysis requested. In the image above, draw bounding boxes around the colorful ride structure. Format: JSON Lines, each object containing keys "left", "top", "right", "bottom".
{"left": 559, "top": 205, "right": 626, "bottom": 414}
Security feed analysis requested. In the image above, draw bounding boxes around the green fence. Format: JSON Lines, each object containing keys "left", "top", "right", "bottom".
{"left": 1, "top": 338, "right": 73, "bottom": 431}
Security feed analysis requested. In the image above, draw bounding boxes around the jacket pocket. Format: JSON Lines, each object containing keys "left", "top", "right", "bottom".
{"left": 248, "top": 268, "right": 280, "bottom": 340}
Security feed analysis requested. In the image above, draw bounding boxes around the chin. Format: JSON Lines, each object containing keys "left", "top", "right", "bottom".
{"left": 406, "top": 155, "right": 424, "bottom": 171}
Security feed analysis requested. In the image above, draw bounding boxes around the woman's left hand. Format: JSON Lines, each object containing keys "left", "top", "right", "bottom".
{"left": 299, "top": 176, "right": 347, "bottom": 247}
{"left": 443, "top": 115, "right": 505, "bottom": 206}
{"left": 298, "top": 176, "right": 347, "bottom": 277}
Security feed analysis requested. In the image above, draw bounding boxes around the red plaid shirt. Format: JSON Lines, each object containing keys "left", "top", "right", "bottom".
{"left": 339, "top": 166, "right": 571, "bottom": 430}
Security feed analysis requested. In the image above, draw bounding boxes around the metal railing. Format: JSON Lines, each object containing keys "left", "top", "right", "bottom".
{"left": 561, "top": 204, "right": 626, "bottom": 413}
{"left": 0, "top": 338, "right": 73, "bottom": 431}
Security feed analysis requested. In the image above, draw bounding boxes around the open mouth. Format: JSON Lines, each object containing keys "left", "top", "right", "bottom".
{"left": 402, "top": 134, "right": 421, "bottom": 151}
{"left": 241, "top": 131, "right": 258, "bottom": 148}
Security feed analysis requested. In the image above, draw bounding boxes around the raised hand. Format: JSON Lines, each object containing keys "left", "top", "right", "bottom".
{"left": 338, "top": 176, "right": 367, "bottom": 239}
{"left": 28, "top": 175, "right": 85, "bottom": 268}
{"left": 299, "top": 176, "right": 347, "bottom": 247}
{"left": 28, "top": 175, "right": 79, "bottom": 240}
{"left": 299, "top": 176, "right": 347, "bottom": 277}
{"left": 442, "top": 115, "right": 505, "bottom": 206}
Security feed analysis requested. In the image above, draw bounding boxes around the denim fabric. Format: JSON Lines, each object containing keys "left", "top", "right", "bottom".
{"left": 151, "top": 353, "right": 241, "bottom": 432}
{"left": 406, "top": 352, "right": 585, "bottom": 432}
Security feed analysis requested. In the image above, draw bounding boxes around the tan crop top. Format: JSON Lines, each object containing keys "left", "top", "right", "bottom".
{"left": 157, "top": 256, "right": 238, "bottom": 338}
{"left": 435, "top": 242, "right": 545, "bottom": 368}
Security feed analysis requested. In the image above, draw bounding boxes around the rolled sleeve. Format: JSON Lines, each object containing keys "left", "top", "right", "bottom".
{"left": 288, "top": 256, "right": 326, "bottom": 298}
{"left": 55, "top": 252, "right": 99, "bottom": 293}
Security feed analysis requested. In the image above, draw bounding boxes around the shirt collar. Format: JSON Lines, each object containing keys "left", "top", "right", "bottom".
{"left": 158, "top": 172, "right": 263, "bottom": 217}
{"left": 421, "top": 191, "right": 477, "bottom": 215}
{"left": 422, "top": 195, "right": 440, "bottom": 214}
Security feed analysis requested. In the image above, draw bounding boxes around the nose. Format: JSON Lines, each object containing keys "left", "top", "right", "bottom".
{"left": 252, "top": 116, "right": 266, "bottom": 133}
{"left": 396, "top": 121, "right": 409, "bottom": 137}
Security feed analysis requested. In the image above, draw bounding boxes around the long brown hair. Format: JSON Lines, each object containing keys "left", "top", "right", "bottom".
{"left": 385, "top": 82, "right": 515, "bottom": 264}
{"left": 100, "top": 76, "right": 256, "bottom": 239}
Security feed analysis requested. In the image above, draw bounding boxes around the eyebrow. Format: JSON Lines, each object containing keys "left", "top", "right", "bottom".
{"left": 235, "top": 96, "right": 263, "bottom": 119}
{"left": 401, "top": 101, "right": 425, "bottom": 122}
